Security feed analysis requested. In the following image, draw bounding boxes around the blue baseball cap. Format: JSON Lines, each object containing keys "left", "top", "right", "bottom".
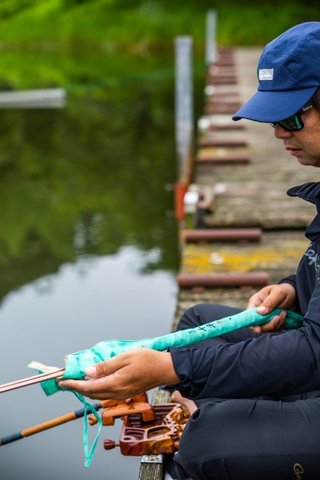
{"left": 233, "top": 22, "right": 320, "bottom": 123}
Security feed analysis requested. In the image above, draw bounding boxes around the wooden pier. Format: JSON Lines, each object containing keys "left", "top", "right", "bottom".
{"left": 174, "top": 45, "right": 313, "bottom": 328}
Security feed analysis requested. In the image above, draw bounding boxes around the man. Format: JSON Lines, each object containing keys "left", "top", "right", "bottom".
{"left": 60, "top": 22, "right": 320, "bottom": 479}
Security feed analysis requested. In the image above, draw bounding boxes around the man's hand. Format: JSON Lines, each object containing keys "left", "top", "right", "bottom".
{"left": 247, "top": 283, "right": 296, "bottom": 333}
{"left": 58, "top": 349, "right": 180, "bottom": 400}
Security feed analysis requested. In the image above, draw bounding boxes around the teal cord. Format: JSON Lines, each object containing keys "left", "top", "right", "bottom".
{"left": 73, "top": 392, "right": 102, "bottom": 468}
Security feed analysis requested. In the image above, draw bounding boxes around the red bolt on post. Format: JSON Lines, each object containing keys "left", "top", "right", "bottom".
{"left": 174, "top": 182, "right": 188, "bottom": 222}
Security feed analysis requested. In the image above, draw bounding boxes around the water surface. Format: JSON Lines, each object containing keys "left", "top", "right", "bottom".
{"left": 0, "top": 51, "right": 190, "bottom": 478}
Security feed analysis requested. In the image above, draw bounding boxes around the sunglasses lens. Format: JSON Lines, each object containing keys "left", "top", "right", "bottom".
{"left": 280, "top": 115, "right": 303, "bottom": 131}
{"left": 272, "top": 115, "right": 304, "bottom": 131}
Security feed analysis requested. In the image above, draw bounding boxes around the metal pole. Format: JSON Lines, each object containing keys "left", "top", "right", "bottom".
{"left": 174, "top": 36, "right": 194, "bottom": 222}
{"left": 175, "top": 36, "right": 193, "bottom": 184}
{"left": 205, "top": 9, "right": 218, "bottom": 65}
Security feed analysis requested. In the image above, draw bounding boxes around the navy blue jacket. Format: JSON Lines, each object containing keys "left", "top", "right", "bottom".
{"left": 171, "top": 182, "right": 320, "bottom": 400}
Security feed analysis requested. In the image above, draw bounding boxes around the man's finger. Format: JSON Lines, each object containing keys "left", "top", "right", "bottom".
{"left": 59, "top": 375, "right": 115, "bottom": 396}
{"left": 86, "top": 353, "right": 128, "bottom": 378}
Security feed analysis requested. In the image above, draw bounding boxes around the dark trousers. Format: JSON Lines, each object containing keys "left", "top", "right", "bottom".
{"left": 168, "top": 304, "right": 320, "bottom": 480}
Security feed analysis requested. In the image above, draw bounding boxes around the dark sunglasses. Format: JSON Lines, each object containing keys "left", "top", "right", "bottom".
{"left": 271, "top": 102, "right": 313, "bottom": 132}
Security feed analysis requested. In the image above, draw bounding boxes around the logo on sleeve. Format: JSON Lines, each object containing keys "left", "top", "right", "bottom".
{"left": 259, "top": 68, "right": 274, "bottom": 80}
{"left": 304, "top": 244, "right": 320, "bottom": 281}
{"left": 293, "top": 463, "right": 304, "bottom": 479}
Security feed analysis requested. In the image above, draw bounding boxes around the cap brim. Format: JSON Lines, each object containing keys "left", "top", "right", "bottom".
{"left": 232, "top": 87, "right": 318, "bottom": 122}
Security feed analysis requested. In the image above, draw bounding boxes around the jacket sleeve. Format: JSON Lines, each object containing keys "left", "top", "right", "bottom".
{"left": 170, "top": 283, "right": 320, "bottom": 400}
{"left": 277, "top": 273, "right": 302, "bottom": 313}
{"left": 277, "top": 273, "right": 297, "bottom": 289}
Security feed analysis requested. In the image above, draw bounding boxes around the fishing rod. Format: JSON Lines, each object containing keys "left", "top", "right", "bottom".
{"left": 0, "top": 308, "right": 304, "bottom": 397}
{"left": 0, "top": 393, "right": 153, "bottom": 447}
{"left": 0, "top": 399, "right": 102, "bottom": 446}
{"left": 0, "top": 368, "right": 65, "bottom": 394}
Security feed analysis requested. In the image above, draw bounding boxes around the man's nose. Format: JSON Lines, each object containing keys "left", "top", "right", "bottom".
{"left": 273, "top": 123, "right": 293, "bottom": 139}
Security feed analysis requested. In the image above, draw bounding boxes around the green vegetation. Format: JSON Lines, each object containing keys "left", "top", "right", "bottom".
{"left": 0, "top": 1, "right": 317, "bottom": 91}
{"left": 0, "top": 0, "right": 318, "bottom": 51}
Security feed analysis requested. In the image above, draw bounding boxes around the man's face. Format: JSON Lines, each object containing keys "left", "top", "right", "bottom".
{"left": 273, "top": 107, "right": 320, "bottom": 167}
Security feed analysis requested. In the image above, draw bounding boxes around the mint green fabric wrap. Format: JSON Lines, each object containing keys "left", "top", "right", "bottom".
{"left": 41, "top": 307, "right": 303, "bottom": 395}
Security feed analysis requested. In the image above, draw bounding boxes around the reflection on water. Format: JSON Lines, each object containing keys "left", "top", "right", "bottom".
{"left": 0, "top": 70, "right": 182, "bottom": 479}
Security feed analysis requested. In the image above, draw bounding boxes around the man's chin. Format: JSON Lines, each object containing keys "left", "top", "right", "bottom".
{"left": 297, "top": 157, "right": 320, "bottom": 167}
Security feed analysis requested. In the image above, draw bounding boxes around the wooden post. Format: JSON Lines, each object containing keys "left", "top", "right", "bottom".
{"left": 205, "top": 9, "right": 218, "bottom": 66}
{"left": 174, "top": 36, "right": 194, "bottom": 222}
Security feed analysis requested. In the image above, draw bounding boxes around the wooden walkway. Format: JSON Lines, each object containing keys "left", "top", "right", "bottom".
{"left": 139, "top": 46, "right": 314, "bottom": 480}
{"left": 174, "top": 46, "right": 314, "bottom": 326}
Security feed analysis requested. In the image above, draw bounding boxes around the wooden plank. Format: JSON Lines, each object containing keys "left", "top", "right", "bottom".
{"left": 138, "top": 389, "right": 171, "bottom": 480}
{"left": 138, "top": 457, "right": 163, "bottom": 480}
{"left": 200, "top": 129, "right": 247, "bottom": 139}
{"left": 207, "top": 123, "right": 245, "bottom": 131}
{"left": 207, "top": 65, "right": 236, "bottom": 76}
{"left": 204, "top": 103, "right": 241, "bottom": 114}
{"left": 198, "top": 113, "right": 243, "bottom": 130}
{"left": 181, "top": 228, "right": 262, "bottom": 243}
{"left": 177, "top": 272, "right": 269, "bottom": 288}
{"left": 207, "top": 75, "right": 238, "bottom": 85}
{"left": 198, "top": 138, "right": 248, "bottom": 148}
{"left": 197, "top": 146, "right": 251, "bottom": 164}
{"left": 210, "top": 58, "right": 235, "bottom": 67}
{"left": 200, "top": 184, "right": 314, "bottom": 230}
{"left": 180, "top": 231, "right": 308, "bottom": 284}
{"left": 174, "top": 230, "right": 309, "bottom": 328}
{"left": 206, "top": 93, "right": 240, "bottom": 101}
{"left": 174, "top": 287, "right": 259, "bottom": 330}
{"left": 197, "top": 149, "right": 251, "bottom": 164}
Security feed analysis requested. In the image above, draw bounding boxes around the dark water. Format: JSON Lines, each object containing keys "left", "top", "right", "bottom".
{"left": 0, "top": 55, "right": 202, "bottom": 478}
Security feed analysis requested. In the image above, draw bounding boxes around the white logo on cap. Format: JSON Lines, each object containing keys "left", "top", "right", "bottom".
{"left": 259, "top": 68, "right": 274, "bottom": 80}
